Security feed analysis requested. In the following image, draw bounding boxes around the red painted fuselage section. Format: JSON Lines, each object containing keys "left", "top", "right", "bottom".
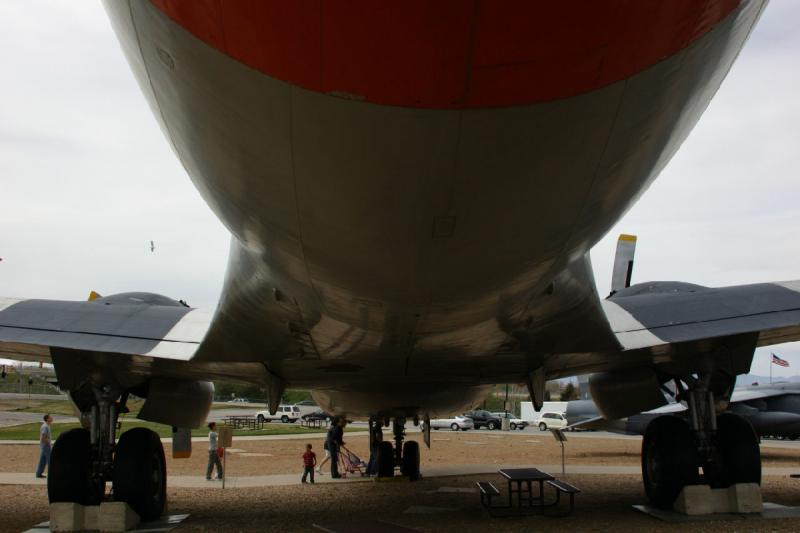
{"left": 150, "top": 0, "right": 739, "bottom": 108}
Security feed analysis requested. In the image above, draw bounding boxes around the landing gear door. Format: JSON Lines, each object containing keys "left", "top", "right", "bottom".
{"left": 423, "top": 414, "right": 431, "bottom": 449}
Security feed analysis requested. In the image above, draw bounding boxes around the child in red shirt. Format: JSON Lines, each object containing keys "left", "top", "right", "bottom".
{"left": 301, "top": 443, "right": 317, "bottom": 484}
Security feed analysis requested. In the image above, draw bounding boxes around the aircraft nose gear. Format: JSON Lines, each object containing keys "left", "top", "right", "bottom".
{"left": 373, "top": 417, "right": 421, "bottom": 481}
{"left": 47, "top": 386, "right": 167, "bottom": 521}
{"left": 642, "top": 375, "right": 761, "bottom": 509}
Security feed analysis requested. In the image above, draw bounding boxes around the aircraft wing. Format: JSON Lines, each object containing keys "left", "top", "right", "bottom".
{"left": 602, "top": 280, "right": 800, "bottom": 352}
{"left": 731, "top": 382, "right": 800, "bottom": 403}
{"left": 0, "top": 296, "right": 211, "bottom": 363}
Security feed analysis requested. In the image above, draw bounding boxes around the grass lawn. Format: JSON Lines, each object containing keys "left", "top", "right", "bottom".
{"left": 0, "top": 398, "right": 145, "bottom": 417}
{"left": 0, "top": 420, "right": 365, "bottom": 441}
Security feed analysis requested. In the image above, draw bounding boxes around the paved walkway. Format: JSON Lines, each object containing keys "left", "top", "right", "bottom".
{"left": 0, "top": 431, "right": 372, "bottom": 445}
{"left": 2, "top": 465, "right": 798, "bottom": 489}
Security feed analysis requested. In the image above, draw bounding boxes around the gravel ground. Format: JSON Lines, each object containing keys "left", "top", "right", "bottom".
{"left": 2, "top": 431, "right": 798, "bottom": 477}
{"left": 4, "top": 474, "right": 800, "bottom": 532}
{"left": 2, "top": 432, "right": 800, "bottom": 531}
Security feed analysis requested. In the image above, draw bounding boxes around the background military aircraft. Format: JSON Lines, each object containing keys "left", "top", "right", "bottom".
{"left": 568, "top": 381, "right": 800, "bottom": 439}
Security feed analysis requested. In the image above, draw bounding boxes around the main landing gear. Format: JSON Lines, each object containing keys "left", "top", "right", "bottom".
{"left": 48, "top": 387, "right": 167, "bottom": 521}
{"left": 372, "top": 417, "right": 421, "bottom": 481}
{"left": 642, "top": 375, "right": 760, "bottom": 508}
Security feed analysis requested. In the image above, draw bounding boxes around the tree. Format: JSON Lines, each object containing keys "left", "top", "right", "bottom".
{"left": 561, "top": 382, "right": 577, "bottom": 401}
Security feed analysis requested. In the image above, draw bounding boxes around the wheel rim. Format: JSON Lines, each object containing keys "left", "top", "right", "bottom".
{"left": 644, "top": 437, "right": 661, "bottom": 492}
{"left": 451, "top": 423, "right": 458, "bottom": 431}
{"left": 149, "top": 448, "right": 164, "bottom": 509}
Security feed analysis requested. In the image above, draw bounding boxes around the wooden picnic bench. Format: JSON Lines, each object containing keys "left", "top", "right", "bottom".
{"left": 476, "top": 481, "right": 501, "bottom": 508}
{"left": 477, "top": 469, "right": 580, "bottom": 518}
{"left": 546, "top": 479, "right": 580, "bottom": 516}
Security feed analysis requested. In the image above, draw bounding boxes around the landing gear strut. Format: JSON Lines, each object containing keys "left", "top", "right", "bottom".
{"left": 48, "top": 387, "right": 167, "bottom": 521}
{"left": 373, "top": 416, "right": 421, "bottom": 481}
{"left": 642, "top": 375, "right": 760, "bottom": 509}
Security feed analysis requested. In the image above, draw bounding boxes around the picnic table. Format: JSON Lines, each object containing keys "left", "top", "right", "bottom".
{"left": 498, "top": 467, "right": 554, "bottom": 508}
{"left": 222, "top": 415, "right": 264, "bottom": 430}
{"left": 301, "top": 418, "right": 322, "bottom": 429}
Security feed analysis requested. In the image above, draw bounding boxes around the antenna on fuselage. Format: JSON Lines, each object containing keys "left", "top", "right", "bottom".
{"left": 609, "top": 234, "right": 637, "bottom": 297}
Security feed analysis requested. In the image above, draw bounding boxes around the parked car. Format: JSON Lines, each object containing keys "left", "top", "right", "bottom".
{"left": 426, "top": 415, "right": 474, "bottom": 431}
{"left": 301, "top": 409, "right": 333, "bottom": 423}
{"left": 463, "top": 409, "right": 502, "bottom": 430}
{"left": 226, "top": 397, "right": 249, "bottom": 404}
{"left": 490, "top": 412, "right": 528, "bottom": 430}
{"left": 537, "top": 411, "right": 568, "bottom": 431}
{"left": 294, "top": 399, "right": 321, "bottom": 418}
{"left": 256, "top": 404, "right": 301, "bottom": 423}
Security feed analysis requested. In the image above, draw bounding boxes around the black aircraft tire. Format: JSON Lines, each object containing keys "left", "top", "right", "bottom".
{"left": 642, "top": 416, "right": 699, "bottom": 509}
{"left": 401, "top": 440, "right": 421, "bottom": 481}
{"left": 48, "top": 428, "right": 104, "bottom": 506}
{"left": 705, "top": 413, "right": 761, "bottom": 488}
{"left": 377, "top": 441, "right": 394, "bottom": 477}
{"left": 113, "top": 428, "right": 167, "bottom": 522}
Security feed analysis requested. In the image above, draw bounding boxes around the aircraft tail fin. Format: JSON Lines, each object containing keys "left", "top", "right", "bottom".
{"left": 88, "top": 291, "right": 102, "bottom": 301}
{"left": 609, "top": 234, "right": 637, "bottom": 296}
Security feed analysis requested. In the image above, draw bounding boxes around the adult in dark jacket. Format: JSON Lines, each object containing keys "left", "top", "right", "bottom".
{"left": 365, "top": 423, "right": 383, "bottom": 476}
{"left": 326, "top": 417, "right": 346, "bottom": 478}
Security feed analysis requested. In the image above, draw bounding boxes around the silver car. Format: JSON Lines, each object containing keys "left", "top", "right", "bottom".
{"left": 427, "top": 415, "right": 474, "bottom": 431}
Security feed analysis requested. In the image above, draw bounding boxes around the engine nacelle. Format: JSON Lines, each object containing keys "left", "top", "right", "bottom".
{"left": 589, "top": 368, "right": 667, "bottom": 420}
{"left": 138, "top": 378, "right": 214, "bottom": 429}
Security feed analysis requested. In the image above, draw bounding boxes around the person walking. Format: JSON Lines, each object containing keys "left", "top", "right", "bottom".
{"left": 327, "top": 417, "right": 346, "bottom": 478}
{"left": 35, "top": 414, "right": 52, "bottom": 478}
{"left": 206, "top": 422, "right": 224, "bottom": 480}
{"left": 365, "top": 423, "right": 383, "bottom": 476}
{"left": 301, "top": 443, "right": 316, "bottom": 484}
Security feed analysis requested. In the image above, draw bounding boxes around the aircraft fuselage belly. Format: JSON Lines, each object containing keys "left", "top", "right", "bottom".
{"left": 102, "top": 1, "right": 765, "bottom": 415}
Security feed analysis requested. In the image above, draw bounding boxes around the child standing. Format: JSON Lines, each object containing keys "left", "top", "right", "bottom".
{"left": 206, "top": 422, "right": 224, "bottom": 480}
{"left": 301, "top": 443, "right": 316, "bottom": 484}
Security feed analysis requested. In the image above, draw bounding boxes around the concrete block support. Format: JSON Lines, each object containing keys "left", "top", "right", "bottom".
{"left": 674, "top": 483, "right": 763, "bottom": 515}
{"left": 99, "top": 502, "right": 141, "bottom": 532}
{"left": 49, "top": 503, "right": 84, "bottom": 532}
{"left": 728, "top": 483, "right": 763, "bottom": 513}
{"left": 48, "top": 502, "right": 141, "bottom": 532}
{"left": 83, "top": 505, "right": 100, "bottom": 531}
{"left": 673, "top": 485, "right": 713, "bottom": 515}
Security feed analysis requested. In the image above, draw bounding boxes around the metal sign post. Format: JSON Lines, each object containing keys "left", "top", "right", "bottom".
{"left": 551, "top": 429, "right": 567, "bottom": 476}
{"left": 218, "top": 425, "right": 233, "bottom": 489}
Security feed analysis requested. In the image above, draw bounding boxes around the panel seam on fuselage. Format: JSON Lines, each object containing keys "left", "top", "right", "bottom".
{"left": 287, "top": 86, "right": 332, "bottom": 330}
{"left": 127, "top": 1, "right": 188, "bottom": 182}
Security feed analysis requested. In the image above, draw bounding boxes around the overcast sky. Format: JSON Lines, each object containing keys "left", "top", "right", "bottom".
{"left": 1, "top": 1, "right": 799, "bottom": 377}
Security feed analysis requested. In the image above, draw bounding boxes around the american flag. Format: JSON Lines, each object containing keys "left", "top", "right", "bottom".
{"left": 772, "top": 353, "right": 790, "bottom": 368}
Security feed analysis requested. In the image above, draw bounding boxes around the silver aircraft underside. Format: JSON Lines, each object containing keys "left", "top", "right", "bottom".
{"left": 4, "top": 0, "right": 797, "bottom": 423}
